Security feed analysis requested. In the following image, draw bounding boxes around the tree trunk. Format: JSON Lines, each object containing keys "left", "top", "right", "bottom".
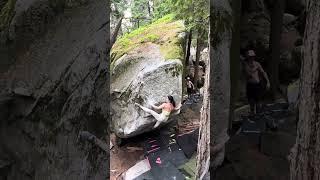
{"left": 195, "top": 44, "right": 210, "bottom": 179}
{"left": 147, "top": 0, "right": 151, "bottom": 17}
{"left": 289, "top": 1, "right": 320, "bottom": 179}
{"left": 209, "top": 0, "right": 232, "bottom": 171}
{"left": 229, "top": 0, "right": 241, "bottom": 131}
{"left": 185, "top": 29, "right": 193, "bottom": 67}
{"left": 196, "top": 0, "right": 232, "bottom": 178}
{"left": 111, "top": 16, "right": 123, "bottom": 46}
{"left": 268, "top": 0, "right": 285, "bottom": 98}
{"left": 194, "top": 31, "right": 202, "bottom": 89}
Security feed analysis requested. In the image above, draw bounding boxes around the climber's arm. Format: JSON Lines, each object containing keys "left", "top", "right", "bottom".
{"left": 151, "top": 103, "right": 164, "bottom": 110}
{"left": 174, "top": 102, "right": 182, "bottom": 111}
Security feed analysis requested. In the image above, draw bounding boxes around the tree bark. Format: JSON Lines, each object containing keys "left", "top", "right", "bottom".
{"left": 268, "top": 0, "right": 285, "bottom": 98}
{"left": 209, "top": 0, "right": 232, "bottom": 171}
{"left": 229, "top": 0, "right": 241, "bottom": 131}
{"left": 194, "top": 31, "right": 202, "bottom": 89}
{"left": 185, "top": 29, "right": 193, "bottom": 67}
{"left": 111, "top": 16, "right": 123, "bottom": 46}
{"left": 196, "top": 0, "right": 232, "bottom": 178}
{"left": 147, "top": 0, "right": 151, "bottom": 17}
{"left": 289, "top": 1, "right": 320, "bottom": 179}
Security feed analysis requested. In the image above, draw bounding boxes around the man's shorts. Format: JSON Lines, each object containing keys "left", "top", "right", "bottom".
{"left": 187, "top": 88, "right": 192, "bottom": 94}
{"left": 246, "top": 82, "right": 263, "bottom": 102}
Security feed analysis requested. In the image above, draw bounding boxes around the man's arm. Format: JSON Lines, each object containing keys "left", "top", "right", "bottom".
{"left": 257, "top": 62, "right": 270, "bottom": 86}
{"left": 191, "top": 81, "right": 195, "bottom": 89}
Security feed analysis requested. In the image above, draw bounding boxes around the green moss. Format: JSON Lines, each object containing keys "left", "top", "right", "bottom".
{"left": 111, "top": 14, "right": 185, "bottom": 64}
{"left": 0, "top": 0, "right": 16, "bottom": 31}
{"left": 159, "top": 36, "right": 184, "bottom": 60}
{"left": 141, "top": 34, "right": 160, "bottom": 43}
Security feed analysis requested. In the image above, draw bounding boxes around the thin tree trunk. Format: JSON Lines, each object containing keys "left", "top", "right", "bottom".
{"left": 268, "top": 0, "right": 285, "bottom": 98}
{"left": 229, "top": 0, "right": 241, "bottom": 132}
{"left": 289, "top": 0, "right": 320, "bottom": 179}
{"left": 196, "top": 54, "right": 210, "bottom": 180}
{"left": 194, "top": 31, "right": 202, "bottom": 89}
{"left": 185, "top": 29, "right": 193, "bottom": 67}
{"left": 196, "top": 0, "right": 232, "bottom": 178}
{"left": 147, "top": 0, "right": 151, "bottom": 17}
{"left": 111, "top": 16, "right": 123, "bottom": 46}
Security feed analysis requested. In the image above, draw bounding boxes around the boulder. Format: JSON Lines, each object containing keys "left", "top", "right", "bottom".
{"left": 279, "top": 50, "right": 301, "bottom": 83}
{"left": 0, "top": 0, "right": 109, "bottom": 179}
{"left": 283, "top": 13, "right": 297, "bottom": 26}
{"left": 287, "top": 79, "right": 300, "bottom": 108}
{"left": 240, "top": 12, "right": 270, "bottom": 59}
{"left": 111, "top": 15, "right": 185, "bottom": 138}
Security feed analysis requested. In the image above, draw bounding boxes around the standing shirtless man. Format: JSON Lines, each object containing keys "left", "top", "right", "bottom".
{"left": 244, "top": 50, "right": 270, "bottom": 115}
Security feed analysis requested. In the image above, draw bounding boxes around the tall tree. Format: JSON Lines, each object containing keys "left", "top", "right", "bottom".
{"left": 229, "top": 0, "right": 241, "bottom": 131}
{"left": 111, "top": 16, "right": 124, "bottom": 46}
{"left": 193, "top": 30, "right": 204, "bottom": 88}
{"left": 268, "top": 0, "right": 285, "bottom": 98}
{"left": 289, "top": 0, "right": 320, "bottom": 179}
{"left": 196, "top": 0, "right": 232, "bottom": 178}
{"left": 185, "top": 29, "right": 193, "bottom": 67}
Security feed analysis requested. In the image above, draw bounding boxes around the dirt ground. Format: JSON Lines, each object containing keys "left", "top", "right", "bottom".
{"left": 110, "top": 134, "right": 145, "bottom": 180}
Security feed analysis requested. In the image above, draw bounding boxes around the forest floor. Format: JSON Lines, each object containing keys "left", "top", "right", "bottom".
{"left": 110, "top": 95, "right": 297, "bottom": 180}
{"left": 110, "top": 95, "right": 203, "bottom": 180}
{"left": 215, "top": 100, "right": 297, "bottom": 180}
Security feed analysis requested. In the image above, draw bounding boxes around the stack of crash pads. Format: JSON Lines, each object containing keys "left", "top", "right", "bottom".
{"left": 124, "top": 128, "right": 200, "bottom": 180}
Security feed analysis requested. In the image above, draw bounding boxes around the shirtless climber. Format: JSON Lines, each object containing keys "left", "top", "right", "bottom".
{"left": 244, "top": 50, "right": 270, "bottom": 115}
{"left": 186, "top": 77, "right": 195, "bottom": 98}
{"left": 135, "top": 95, "right": 182, "bottom": 129}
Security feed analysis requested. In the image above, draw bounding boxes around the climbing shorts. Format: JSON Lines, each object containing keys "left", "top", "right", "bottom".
{"left": 246, "top": 82, "right": 263, "bottom": 103}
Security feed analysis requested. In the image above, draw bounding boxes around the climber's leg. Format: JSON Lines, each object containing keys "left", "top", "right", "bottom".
{"left": 153, "top": 121, "right": 162, "bottom": 129}
{"left": 135, "top": 103, "right": 162, "bottom": 120}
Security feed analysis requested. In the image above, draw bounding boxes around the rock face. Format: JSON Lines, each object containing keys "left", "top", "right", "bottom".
{"left": 0, "top": 0, "right": 109, "bottom": 179}
{"left": 287, "top": 79, "right": 300, "bottom": 108}
{"left": 110, "top": 15, "right": 185, "bottom": 138}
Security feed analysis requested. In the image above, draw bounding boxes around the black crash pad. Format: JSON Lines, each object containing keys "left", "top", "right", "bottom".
{"left": 148, "top": 147, "right": 188, "bottom": 168}
{"left": 176, "top": 129, "right": 199, "bottom": 158}
{"left": 149, "top": 158, "right": 185, "bottom": 180}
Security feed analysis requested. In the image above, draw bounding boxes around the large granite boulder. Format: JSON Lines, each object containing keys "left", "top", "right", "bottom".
{"left": 110, "top": 15, "right": 185, "bottom": 138}
{"left": 0, "top": 0, "right": 109, "bottom": 179}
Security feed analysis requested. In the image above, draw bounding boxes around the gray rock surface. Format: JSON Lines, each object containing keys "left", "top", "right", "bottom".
{"left": 0, "top": 0, "right": 109, "bottom": 179}
{"left": 111, "top": 43, "right": 183, "bottom": 138}
{"left": 283, "top": 13, "right": 297, "bottom": 25}
{"left": 287, "top": 79, "right": 300, "bottom": 108}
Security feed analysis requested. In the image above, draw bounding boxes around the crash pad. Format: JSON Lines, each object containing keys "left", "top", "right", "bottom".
{"left": 176, "top": 130, "right": 199, "bottom": 158}
{"left": 122, "top": 159, "right": 151, "bottom": 180}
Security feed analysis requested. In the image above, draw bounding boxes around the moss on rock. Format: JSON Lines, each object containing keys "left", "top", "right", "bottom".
{"left": 111, "top": 14, "right": 185, "bottom": 63}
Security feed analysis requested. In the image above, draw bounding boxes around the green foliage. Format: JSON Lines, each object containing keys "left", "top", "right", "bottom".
{"left": 153, "top": 0, "right": 174, "bottom": 19}
{"left": 0, "top": 0, "right": 16, "bottom": 31}
{"left": 153, "top": 0, "right": 209, "bottom": 42}
{"left": 111, "top": 14, "right": 184, "bottom": 64}
{"left": 131, "top": 0, "right": 152, "bottom": 28}
{"left": 111, "top": 0, "right": 128, "bottom": 18}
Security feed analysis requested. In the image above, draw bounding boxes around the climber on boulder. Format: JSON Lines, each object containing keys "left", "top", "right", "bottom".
{"left": 135, "top": 95, "right": 182, "bottom": 129}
